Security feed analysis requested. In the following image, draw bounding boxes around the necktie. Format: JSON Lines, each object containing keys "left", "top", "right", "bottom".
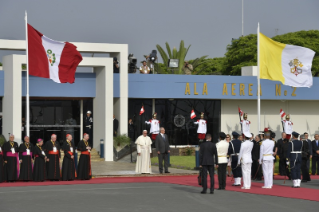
{"left": 162, "top": 134, "right": 165, "bottom": 140}
{"left": 317, "top": 141, "right": 318, "bottom": 146}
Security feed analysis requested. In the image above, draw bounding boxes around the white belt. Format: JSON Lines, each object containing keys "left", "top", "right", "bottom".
{"left": 291, "top": 151, "right": 301, "bottom": 153}
{"left": 231, "top": 154, "right": 238, "bottom": 156}
{"left": 85, "top": 125, "right": 91, "bottom": 127}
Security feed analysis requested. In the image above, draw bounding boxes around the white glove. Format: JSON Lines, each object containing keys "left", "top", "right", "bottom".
{"left": 145, "top": 121, "right": 147, "bottom": 123}
{"left": 286, "top": 162, "right": 289, "bottom": 165}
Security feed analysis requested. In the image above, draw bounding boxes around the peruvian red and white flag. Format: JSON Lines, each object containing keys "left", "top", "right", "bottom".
{"left": 139, "top": 106, "right": 145, "bottom": 115}
{"left": 28, "top": 24, "right": 82, "bottom": 83}
{"left": 280, "top": 109, "right": 286, "bottom": 118}
{"left": 190, "top": 109, "right": 196, "bottom": 119}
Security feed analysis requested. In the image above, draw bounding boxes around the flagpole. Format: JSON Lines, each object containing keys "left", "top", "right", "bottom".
{"left": 257, "top": 23, "right": 261, "bottom": 132}
{"left": 25, "top": 11, "right": 30, "bottom": 137}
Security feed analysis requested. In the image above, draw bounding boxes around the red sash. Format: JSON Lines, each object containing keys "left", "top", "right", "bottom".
{"left": 48, "top": 151, "right": 59, "bottom": 155}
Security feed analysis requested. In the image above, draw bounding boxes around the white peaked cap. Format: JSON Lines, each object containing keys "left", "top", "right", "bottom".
{"left": 244, "top": 132, "right": 252, "bottom": 138}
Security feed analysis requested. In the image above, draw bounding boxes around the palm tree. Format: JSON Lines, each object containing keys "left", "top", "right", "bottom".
{"left": 156, "top": 40, "right": 190, "bottom": 74}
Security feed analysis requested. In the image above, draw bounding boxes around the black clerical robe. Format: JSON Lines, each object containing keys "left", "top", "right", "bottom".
{"left": 77, "top": 139, "right": 91, "bottom": 180}
{"left": 44, "top": 140, "right": 60, "bottom": 180}
{"left": 62, "top": 140, "right": 76, "bottom": 181}
{"left": 33, "top": 144, "right": 46, "bottom": 181}
{"left": 3, "top": 141, "right": 19, "bottom": 181}
{"left": 19, "top": 142, "right": 34, "bottom": 181}
{"left": 0, "top": 145, "right": 5, "bottom": 182}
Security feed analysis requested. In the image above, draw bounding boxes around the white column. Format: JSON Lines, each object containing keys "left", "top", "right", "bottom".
{"left": 2, "top": 55, "right": 25, "bottom": 143}
{"left": 93, "top": 60, "right": 114, "bottom": 161}
{"left": 80, "top": 100, "right": 83, "bottom": 140}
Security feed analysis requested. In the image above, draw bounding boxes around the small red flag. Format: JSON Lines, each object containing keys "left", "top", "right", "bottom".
{"left": 280, "top": 109, "right": 286, "bottom": 118}
{"left": 139, "top": 106, "right": 144, "bottom": 115}
{"left": 238, "top": 107, "right": 243, "bottom": 116}
{"left": 190, "top": 109, "right": 196, "bottom": 119}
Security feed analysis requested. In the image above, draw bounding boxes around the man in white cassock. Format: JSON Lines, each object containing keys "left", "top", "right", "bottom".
{"left": 135, "top": 130, "right": 152, "bottom": 174}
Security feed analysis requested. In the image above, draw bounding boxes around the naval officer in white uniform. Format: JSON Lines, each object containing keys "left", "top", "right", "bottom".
{"left": 238, "top": 132, "right": 254, "bottom": 189}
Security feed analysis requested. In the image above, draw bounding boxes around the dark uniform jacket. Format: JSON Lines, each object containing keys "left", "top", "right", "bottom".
{"left": 200, "top": 141, "right": 218, "bottom": 166}
{"left": 287, "top": 139, "right": 303, "bottom": 163}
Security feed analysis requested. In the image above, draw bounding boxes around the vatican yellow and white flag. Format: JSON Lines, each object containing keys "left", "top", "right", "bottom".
{"left": 259, "top": 32, "right": 315, "bottom": 88}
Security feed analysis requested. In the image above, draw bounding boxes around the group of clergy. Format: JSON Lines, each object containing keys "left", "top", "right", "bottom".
{"left": 0, "top": 133, "right": 92, "bottom": 183}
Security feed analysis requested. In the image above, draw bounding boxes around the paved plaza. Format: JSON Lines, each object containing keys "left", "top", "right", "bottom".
{"left": 0, "top": 182, "right": 318, "bottom": 212}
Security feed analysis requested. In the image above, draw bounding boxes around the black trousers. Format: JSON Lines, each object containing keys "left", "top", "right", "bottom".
{"left": 312, "top": 156, "right": 319, "bottom": 175}
{"left": 252, "top": 160, "right": 262, "bottom": 180}
{"left": 202, "top": 165, "right": 214, "bottom": 191}
{"left": 158, "top": 153, "right": 168, "bottom": 173}
{"left": 302, "top": 159, "right": 310, "bottom": 181}
{"left": 279, "top": 157, "right": 287, "bottom": 175}
{"left": 217, "top": 164, "right": 227, "bottom": 189}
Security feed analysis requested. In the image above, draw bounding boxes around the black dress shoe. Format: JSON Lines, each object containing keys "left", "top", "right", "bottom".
{"left": 217, "top": 188, "right": 222, "bottom": 190}
{"left": 165, "top": 171, "right": 170, "bottom": 173}
{"left": 201, "top": 190, "right": 207, "bottom": 194}
{"left": 301, "top": 180, "right": 307, "bottom": 183}
{"left": 210, "top": 191, "right": 214, "bottom": 194}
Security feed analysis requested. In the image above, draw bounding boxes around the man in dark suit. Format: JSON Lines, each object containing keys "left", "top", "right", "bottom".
{"left": 300, "top": 134, "right": 310, "bottom": 182}
{"left": 304, "top": 133, "right": 312, "bottom": 176}
{"left": 311, "top": 134, "right": 319, "bottom": 175}
{"left": 199, "top": 134, "right": 218, "bottom": 194}
{"left": 113, "top": 115, "right": 119, "bottom": 137}
{"left": 155, "top": 127, "right": 170, "bottom": 174}
{"left": 277, "top": 132, "right": 286, "bottom": 176}
{"left": 128, "top": 118, "right": 135, "bottom": 141}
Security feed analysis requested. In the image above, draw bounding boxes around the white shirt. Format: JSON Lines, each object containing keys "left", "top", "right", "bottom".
{"left": 145, "top": 119, "right": 160, "bottom": 134}
{"left": 240, "top": 120, "right": 251, "bottom": 134}
{"left": 216, "top": 140, "right": 229, "bottom": 164}
{"left": 282, "top": 120, "right": 293, "bottom": 134}
{"left": 238, "top": 140, "right": 254, "bottom": 164}
{"left": 194, "top": 119, "right": 207, "bottom": 134}
{"left": 259, "top": 139, "right": 275, "bottom": 163}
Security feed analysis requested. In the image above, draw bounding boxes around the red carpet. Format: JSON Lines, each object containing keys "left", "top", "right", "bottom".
{"left": 1, "top": 175, "right": 318, "bottom": 202}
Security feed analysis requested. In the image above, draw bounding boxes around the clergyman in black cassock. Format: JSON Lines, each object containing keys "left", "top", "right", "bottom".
{"left": 44, "top": 134, "right": 61, "bottom": 181}
{"left": 0, "top": 143, "right": 5, "bottom": 182}
{"left": 62, "top": 134, "right": 76, "bottom": 181}
{"left": 33, "top": 139, "right": 47, "bottom": 182}
{"left": 3, "top": 134, "right": 19, "bottom": 182}
{"left": 77, "top": 134, "right": 92, "bottom": 180}
{"left": 19, "top": 136, "right": 33, "bottom": 181}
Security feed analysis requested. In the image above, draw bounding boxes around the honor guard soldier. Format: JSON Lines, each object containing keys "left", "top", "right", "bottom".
{"left": 282, "top": 114, "right": 293, "bottom": 140}
{"left": 145, "top": 113, "right": 160, "bottom": 140}
{"left": 259, "top": 128, "right": 275, "bottom": 189}
{"left": 194, "top": 112, "right": 207, "bottom": 142}
{"left": 287, "top": 132, "right": 303, "bottom": 188}
{"left": 240, "top": 113, "right": 251, "bottom": 136}
{"left": 85, "top": 111, "right": 93, "bottom": 146}
{"left": 227, "top": 131, "right": 242, "bottom": 186}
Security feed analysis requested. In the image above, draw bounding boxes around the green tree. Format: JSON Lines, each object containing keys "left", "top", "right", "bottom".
{"left": 156, "top": 40, "right": 190, "bottom": 74}
{"left": 223, "top": 34, "right": 257, "bottom": 75}
{"left": 190, "top": 57, "right": 225, "bottom": 75}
